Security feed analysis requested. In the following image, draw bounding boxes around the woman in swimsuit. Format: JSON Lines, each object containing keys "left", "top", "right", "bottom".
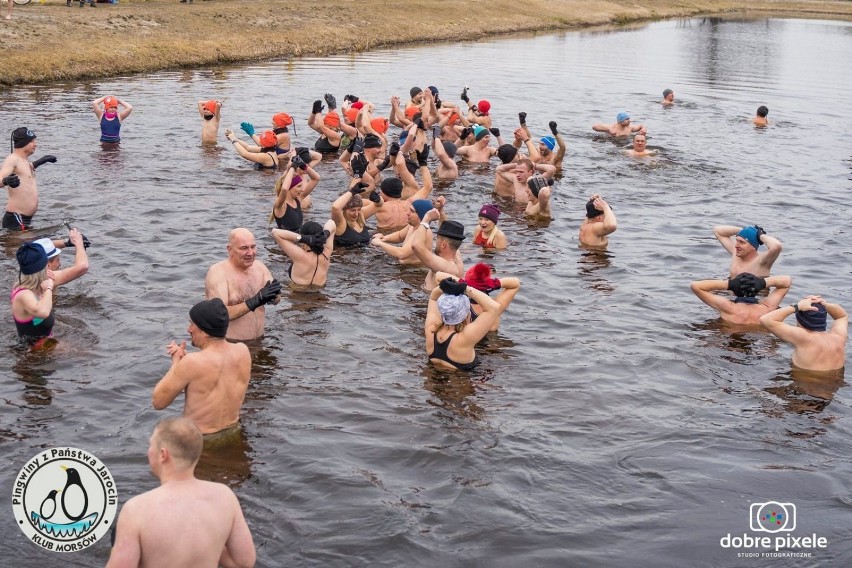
{"left": 225, "top": 129, "right": 279, "bottom": 169}
{"left": 272, "top": 155, "right": 321, "bottom": 231}
{"left": 331, "top": 180, "right": 375, "bottom": 248}
{"left": 307, "top": 95, "right": 358, "bottom": 154}
{"left": 424, "top": 272, "right": 501, "bottom": 371}
{"left": 462, "top": 263, "right": 521, "bottom": 332}
{"left": 271, "top": 219, "right": 336, "bottom": 288}
{"left": 11, "top": 242, "right": 55, "bottom": 345}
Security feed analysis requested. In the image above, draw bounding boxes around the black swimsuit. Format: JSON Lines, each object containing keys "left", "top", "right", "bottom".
{"left": 334, "top": 223, "right": 370, "bottom": 247}
{"left": 274, "top": 199, "right": 303, "bottom": 231}
{"left": 255, "top": 152, "right": 278, "bottom": 170}
{"left": 314, "top": 137, "right": 339, "bottom": 154}
{"left": 429, "top": 331, "right": 479, "bottom": 371}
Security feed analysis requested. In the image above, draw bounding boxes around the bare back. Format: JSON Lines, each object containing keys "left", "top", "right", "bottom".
{"left": 792, "top": 331, "right": 846, "bottom": 372}
{"left": 579, "top": 220, "right": 608, "bottom": 247}
{"left": 182, "top": 342, "right": 251, "bottom": 434}
{"left": 375, "top": 200, "right": 409, "bottom": 232}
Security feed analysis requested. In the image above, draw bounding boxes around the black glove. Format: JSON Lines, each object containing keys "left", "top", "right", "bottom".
{"left": 460, "top": 86, "right": 469, "bottom": 103}
{"left": 415, "top": 146, "right": 430, "bottom": 167}
{"left": 549, "top": 121, "right": 558, "bottom": 135}
{"left": 527, "top": 176, "right": 554, "bottom": 194}
{"left": 368, "top": 190, "right": 381, "bottom": 204}
{"left": 344, "top": 94, "right": 359, "bottom": 103}
{"left": 245, "top": 279, "right": 282, "bottom": 311}
{"left": 754, "top": 225, "right": 766, "bottom": 245}
{"left": 324, "top": 93, "right": 337, "bottom": 110}
{"left": 459, "top": 127, "right": 472, "bottom": 140}
{"left": 351, "top": 152, "right": 369, "bottom": 177}
{"left": 64, "top": 234, "right": 92, "bottom": 249}
{"left": 311, "top": 100, "right": 324, "bottom": 114}
{"left": 518, "top": 112, "right": 527, "bottom": 126}
{"left": 32, "top": 155, "right": 57, "bottom": 170}
{"left": 753, "top": 276, "right": 767, "bottom": 294}
{"left": 291, "top": 155, "right": 307, "bottom": 171}
{"left": 388, "top": 142, "right": 400, "bottom": 157}
{"left": 435, "top": 98, "right": 442, "bottom": 109}
{"left": 470, "top": 104, "right": 478, "bottom": 113}
{"left": 349, "top": 181, "right": 368, "bottom": 195}
{"left": 439, "top": 277, "right": 467, "bottom": 297}
{"left": 414, "top": 118, "right": 425, "bottom": 131}
{"left": 296, "top": 147, "right": 312, "bottom": 166}
{"left": 489, "top": 128, "right": 500, "bottom": 137}
{"left": 2, "top": 174, "right": 20, "bottom": 188}
{"left": 376, "top": 157, "right": 391, "bottom": 172}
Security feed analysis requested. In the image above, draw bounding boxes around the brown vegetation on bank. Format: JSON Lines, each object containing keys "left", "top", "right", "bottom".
{"left": 1, "top": 0, "right": 851, "bottom": 86}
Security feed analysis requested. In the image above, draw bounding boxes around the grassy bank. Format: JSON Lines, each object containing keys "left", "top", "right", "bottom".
{"left": 1, "top": 0, "right": 851, "bottom": 86}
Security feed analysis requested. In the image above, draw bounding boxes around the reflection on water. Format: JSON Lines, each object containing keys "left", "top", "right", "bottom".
{"left": 196, "top": 425, "right": 254, "bottom": 488}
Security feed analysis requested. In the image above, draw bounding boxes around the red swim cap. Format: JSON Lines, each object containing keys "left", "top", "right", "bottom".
{"left": 259, "top": 130, "right": 278, "bottom": 148}
{"left": 477, "top": 100, "right": 491, "bottom": 115}
{"left": 323, "top": 112, "right": 341, "bottom": 128}
{"left": 202, "top": 100, "right": 218, "bottom": 115}
{"left": 371, "top": 117, "right": 389, "bottom": 134}
{"left": 272, "top": 112, "right": 293, "bottom": 128}
{"left": 351, "top": 101, "right": 364, "bottom": 110}
{"left": 405, "top": 106, "right": 420, "bottom": 120}
{"left": 344, "top": 109, "right": 359, "bottom": 124}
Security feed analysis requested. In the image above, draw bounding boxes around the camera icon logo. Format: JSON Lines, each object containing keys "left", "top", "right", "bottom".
{"left": 750, "top": 502, "right": 796, "bottom": 533}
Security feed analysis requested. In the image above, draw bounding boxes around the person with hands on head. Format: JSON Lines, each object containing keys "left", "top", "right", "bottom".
{"left": 412, "top": 211, "right": 465, "bottom": 291}
{"left": 271, "top": 152, "right": 321, "bottom": 231}
{"left": 332, "top": 176, "right": 373, "bottom": 248}
{"left": 105, "top": 417, "right": 256, "bottom": 568}
{"left": 473, "top": 204, "right": 507, "bottom": 249}
{"left": 494, "top": 158, "right": 555, "bottom": 204}
{"left": 592, "top": 111, "right": 646, "bottom": 137}
{"left": 371, "top": 198, "right": 439, "bottom": 265}
{"left": 225, "top": 128, "right": 279, "bottom": 170}
{"left": 271, "top": 219, "right": 337, "bottom": 288}
{"left": 198, "top": 100, "right": 222, "bottom": 145}
{"left": 579, "top": 194, "right": 617, "bottom": 247}
{"left": 430, "top": 124, "right": 459, "bottom": 180}
{"left": 713, "top": 223, "right": 782, "bottom": 278}
{"left": 33, "top": 228, "right": 89, "bottom": 287}
{"left": 2, "top": 127, "right": 54, "bottom": 230}
{"left": 152, "top": 298, "right": 251, "bottom": 436}
{"left": 425, "top": 273, "right": 501, "bottom": 371}
{"left": 205, "top": 228, "right": 281, "bottom": 341}
{"left": 525, "top": 176, "right": 555, "bottom": 220}
{"left": 690, "top": 273, "right": 792, "bottom": 325}
{"left": 759, "top": 296, "right": 847, "bottom": 372}
{"left": 92, "top": 96, "right": 133, "bottom": 144}
{"left": 11, "top": 242, "right": 55, "bottom": 346}
{"left": 461, "top": 263, "right": 521, "bottom": 331}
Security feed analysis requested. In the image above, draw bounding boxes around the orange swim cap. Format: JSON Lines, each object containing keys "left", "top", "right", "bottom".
{"left": 202, "top": 100, "right": 218, "bottom": 115}
{"left": 323, "top": 111, "right": 341, "bottom": 128}
{"left": 448, "top": 112, "right": 460, "bottom": 126}
{"left": 405, "top": 106, "right": 420, "bottom": 120}
{"left": 103, "top": 96, "right": 118, "bottom": 110}
{"left": 371, "top": 117, "right": 389, "bottom": 134}
{"left": 272, "top": 112, "right": 293, "bottom": 128}
{"left": 259, "top": 130, "right": 278, "bottom": 148}
{"left": 344, "top": 109, "right": 359, "bottom": 124}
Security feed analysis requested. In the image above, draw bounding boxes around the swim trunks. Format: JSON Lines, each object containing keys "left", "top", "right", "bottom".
{"left": 2, "top": 211, "right": 34, "bottom": 230}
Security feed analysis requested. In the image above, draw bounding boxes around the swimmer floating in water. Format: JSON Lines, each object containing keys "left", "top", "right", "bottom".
{"left": 753, "top": 105, "right": 769, "bottom": 127}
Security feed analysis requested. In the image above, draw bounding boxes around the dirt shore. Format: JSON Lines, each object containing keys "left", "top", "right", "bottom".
{"left": 1, "top": 0, "right": 851, "bottom": 86}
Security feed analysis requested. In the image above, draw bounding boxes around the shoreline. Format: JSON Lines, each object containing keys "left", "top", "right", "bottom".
{"left": 1, "top": 0, "right": 851, "bottom": 87}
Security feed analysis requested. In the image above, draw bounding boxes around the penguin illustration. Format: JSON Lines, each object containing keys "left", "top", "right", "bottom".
{"left": 60, "top": 467, "right": 88, "bottom": 522}
{"left": 39, "top": 489, "right": 60, "bottom": 520}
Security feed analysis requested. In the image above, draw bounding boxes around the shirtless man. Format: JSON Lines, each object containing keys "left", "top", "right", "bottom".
{"left": 525, "top": 176, "right": 554, "bottom": 220}
{"left": 412, "top": 211, "right": 465, "bottom": 291}
{"left": 455, "top": 126, "right": 497, "bottom": 163}
{"left": 371, "top": 199, "right": 437, "bottom": 265}
{"left": 662, "top": 89, "right": 675, "bottom": 106}
{"left": 34, "top": 229, "right": 89, "bottom": 287}
{"left": 197, "top": 100, "right": 222, "bottom": 145}
{"left": 624, "top": 134, "right": 657, "bottom": 158}
{"left": 592, "top": 112, "right": 646, "bottom": 137}
{"left": 372, "top": 176, "right": 431, "bottom": 233}
{"left": 1, "top": 128, "right": 57, "bottom": 230}
{"left": 713, "top": 224, "right": 782, "bottom": 278}
{"left": 753, "top": 106, "right": 769, "bottom": 127}
{"left": 690, "top": 273, "right": 792, "bottom": 325}
{"left": 431, "top": 127, "right": 459, "bottom": 180}
{"left": 153, "top": 298, "right": 251, "bottom": 435}
{"left": 460, "top": 87, "right": 492, "bottom": 129}
{"left": 538, "top": 121, "right": 566, "bottom": 170}
{"left": 760, "top": 296, "right": 847, "bottom": 372}
{"left": 205, "top": 228, "right": 282, "bottom": 340}
{"left": 494, "top": 158, "right": 556, "bottom": 204}
{"left": 579, "top": 194, "right": 617, "bottom": 247}
{"left": 106, "top": 417, "right": 256, "bottom": 568}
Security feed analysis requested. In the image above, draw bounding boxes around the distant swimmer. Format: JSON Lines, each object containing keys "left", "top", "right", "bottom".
{"left": 106, "top": 417, "right": 256, "bottom": 568}
{"left": 690, "top": 273, "right": 792, "bottom": 325}
{"left": 152, "top": 298, "right": 251, "bottom": 435}
{"left": 10, "top": 243, "right": 55, "bottom": 346}
{"left": 473, "top": 204, "right": 507, "bottom": 249}
{"left": 205, "top": 228, "right": 282, "bottom": 340}
{"left": 592, "top": 111, "right": 646, "bottom": 137}
{"left": 197, "top": 100, "right": 222, "bottom": 145}
{"left": 579, "top": 194, "right": 617, "bottom": 247}
{"left": 1, "top": 127, "right": 56, "bottom": 230}
{"left": 713, "top": 224, "right": 782, "bottom": 278}
{"left": 760, "top": 296, "right": 848, "bottom": 372}
{"left": 662, "top": 89, "right": 675, "bottom": 106}
{"left": 34, "top": 228, "right": 89, "bottom": 287}
{"left": 525, "top": 176, "right": 554, "bottom": 220}
{"left": 753, "top": 105, "right": 769, "bottom": 127}
{"left": 92, "top": 95, "right": 133, "bottom": 144}
{"left": 624, "top": 134, "right": 657, "bottom": 158}
{"left": 412, "top": 213, "right": 465, "bottom": 290}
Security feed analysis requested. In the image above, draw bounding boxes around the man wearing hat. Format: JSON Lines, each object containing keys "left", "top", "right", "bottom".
{"left": 455, "top": 126, "right": 498, "bottom": 163}
{"left": 592, "top": 111, "right": 646, "bottom": 137}
{"left": 713, "top": 223, "right": 783, "bottom": 278}
{"left": 33, "top": 229, "right": 89, "bottom": 287}
{"left": 197, "top": 99, "right": 222, "bottom": 145}
{"left": 579, "top": 194, "right": 617, "bottom": 247}
{"left": 412, "top": 208, "right": 465, "bottom": 291}
{"left": 759, "top": 295, "right": 847, "bottom": 372}
{"left": 153, "top": 298, "right": 252, "bottom": 435}
{"left": 1, "top": 127, "right": 56, "bottom": 230}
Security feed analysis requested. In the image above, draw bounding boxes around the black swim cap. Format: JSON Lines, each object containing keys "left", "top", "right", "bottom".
{"left": 442, "top": 140, "right": 457, "bottom": 159}
{"left": 497, "top": 144, "right": 517, "bottom": 164}
{"left": 586, "top": 200, "right": 604, "bottom": 218}
{"left": 12, "top": 127, "right": 36, "bottom": 149}
{"left": 189, "top": 298, "right": 229, "bottom": 338}
{"left": 363, "top": 134, "right": 382, "bottom": 149}
{"left": 757, "top": 106, "right": 769, "bottom": 117}
{"left": 380, "top": 177, "right": 403, "bottom": 198}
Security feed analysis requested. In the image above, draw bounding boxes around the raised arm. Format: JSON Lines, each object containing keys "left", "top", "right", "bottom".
{"left": 713, "top": 225, "right": 739, "bottom": 254}
{"left": 758, "top": 231, "right": 783, "bottom": 270}
{"left": 52, "top": 229, "right": 89, "bottom": 286}
{"left": 92, "top": 96, "right": 105, "bottom": 119}
{"left": 689, "top": 279, "right": 733, "bottom": 313}
{"left": 117, "top": 99, "right": 133, "bottom": 121}
{"left": 764, "top": 275, "right": 792, "bottom": 308}
{"left": 152, "top": 347, "right": 193, "bottom": 410}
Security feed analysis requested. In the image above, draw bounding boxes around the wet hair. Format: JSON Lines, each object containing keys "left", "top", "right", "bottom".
{"left": 153, "top": 417, "right": 203, "bottom": 467}
{"left": 299, "top": 221, "right": 327, "bottom": 254}
{"left": 663, "top": 89, "right": 673, "bottom": 98}
{"left": 586, "top": 199, "right": 604, "bottom": 218}
{"left": 344, "top": 193, "right": 363, "bottom": 210}
{"left": 517, "top": 158, "right": 534, "bottom": 172}
{"left": 757, "top": 106, "right": 769, "bottom": 118}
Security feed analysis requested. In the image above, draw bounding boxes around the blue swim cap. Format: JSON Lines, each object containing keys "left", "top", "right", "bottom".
{"left": 399, "top": 130, "right": 408, "bottom": 144}
{"left": 736, "top": 226, "right": 761, "bottom": 249}
{"left": 412, "top": 199, "right": 433, "bottom": 221}
{"left": 616, "top": 111, "right": 630, "bottom": 123}
{"left": 540, "top": 136, "right": 556, "bottom": 151}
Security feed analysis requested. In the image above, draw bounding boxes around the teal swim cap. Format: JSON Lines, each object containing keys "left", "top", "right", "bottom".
{"left": 736, "top": 226, "right": 761, "bottom": 249}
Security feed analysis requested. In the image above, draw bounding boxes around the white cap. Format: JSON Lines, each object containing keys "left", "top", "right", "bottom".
{"left": 33, "top": 238, "right": 60, "bottom": 259}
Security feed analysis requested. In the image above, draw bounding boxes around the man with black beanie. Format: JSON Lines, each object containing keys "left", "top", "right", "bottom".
{"left": 1, "top": 127, "right": 56, "bottom": 230}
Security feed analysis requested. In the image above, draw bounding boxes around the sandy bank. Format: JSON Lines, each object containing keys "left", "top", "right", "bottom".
{"left": 1, "top": 0, "right": 851, "bottom": 86}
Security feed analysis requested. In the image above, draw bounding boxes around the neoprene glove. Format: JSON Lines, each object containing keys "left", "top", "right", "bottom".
{"left": 460, "top": 87, "right": 469, "bottom": 103}
{"left": 388, "top": 142, "right": 400, "bottom": 157}
{"left": 459, "top": 127, "right": 472, "bottom": 140}
{"left": 240, "top": 122, "right": 255, "bottom": 136}
{"left": 518, "top": 112, "right": 527, "bottom": 125}
{"left": 349, "top": 182, "right": 368, "bottom": 195}
{"left": 439, "top": 278, "right": 467, "bottom": 297}
{"left": 414, "top": 118, "right": 425, "bottom": 131}
{"left": 32, "top": 155, "right": 57, "bottom": 170}
{"left": 376, "top": 157, "right": 391, "bottom": 172}
{"left": 489, "top": 128, "right": 500, "bottom": 137}
{"left": 2, "top": 174, "right": 20, "bottom": 188}
{"left": 64, "top": 234, "right": 92, "bottom": 249}
{"left": 291, "top": 155, "right": 307, "bottom": 170}
{"left": 344, "top": 94, "right": 359, "bottom": 103}
{"left": 368, "top": 190, "right": 381, "bottom": 204}
{"left": 549, "top": 121, "right": 559, "bottom": 135}
{"left": 351, "top": 153, "right": 369, "bottom": 177}
{"left": 312, "top": 100, "right": 324, "bottom": 114}
{"left": 245, "top": 279, "right": 282, "bottom": 311}
{"left": 296, "top": 147, "right": 312, "bottom": 165}
{"left": 416, "top": 146, "right": 430, "bottom": 167}
{"left": 754, "top": 225, "right": 767, "bottom": 245}
{"left": 324, "top": 93, "right": 337, "bottom": 110}
{"left": 752, "top": 276, "right": 767, "bottom": 294}
{"left": 435, "top": 98, "right": 442, "bottom": 109}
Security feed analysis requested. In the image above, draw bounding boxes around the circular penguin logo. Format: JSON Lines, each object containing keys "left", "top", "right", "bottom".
{"left": 11, "top": 447, "right": 117, "bottom": 552}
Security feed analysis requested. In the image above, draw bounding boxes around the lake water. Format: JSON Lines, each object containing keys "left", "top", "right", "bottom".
{"left": 1, "top": 16, "right": 851, "bottom": 567}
